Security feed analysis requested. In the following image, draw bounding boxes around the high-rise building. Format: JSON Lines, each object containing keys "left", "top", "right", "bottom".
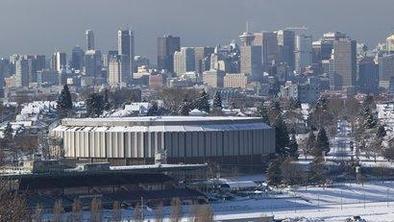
{"left": 84, "top": 50, "right": 102, "bottom": 78}
{"left": 379, "top": 54, "right": 394, "bottom": 89}
{"left": 240, "top": 30, "right": 262, "bottom": 81}
{"left": 108, "top": 54, "right": 129, "bottom": 87}
{"left": 86, "top": 29, "right": 95, "bottom": 50}
{"left": 295, "top": 34, "right": 312, "bottom": 74}
{"left": 386, "top": 34, "right": 394, "bottom": 53}
{"left": 358, "top": 57, "right": 378, "bottom": 94}
{"left": 0, "top": 58, "right": 10, "bottom": 93}
{"left": 329, "top": 37, "right": 357, "bottom": 90}
{"left": 253, "top": 32, "right": 278, "bottom": 71}
{"left": 173, "top": 47, "right": 195, "bottom": 75}
{"left": 51, "top": 52, "right": 67, "bottom": 73}
{"left": 71, "top": 46, "right": 85, "bottom": 70}
{"left": 15, "top": 57, "right": 29, "bottom": 87}
{"left": 157, "top": 35, "right": 181, "bottom": 72}
{"left": 194, "top": 47, "right": 214, "bottom": 74}
{"left": 277, "top": 29, "right": 295, "bottom": 70}
{"left": 117, "top": 29, "right": 135, "bottom": 75}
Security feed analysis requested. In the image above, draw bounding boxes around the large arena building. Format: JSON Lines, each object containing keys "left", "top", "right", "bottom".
{"left": 52, "top": 116, "right": 275, "bottom": 166}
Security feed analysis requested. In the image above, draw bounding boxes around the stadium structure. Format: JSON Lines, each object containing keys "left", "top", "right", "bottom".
{"left": 52, "top": 116, "right": 275, "bottom": 166}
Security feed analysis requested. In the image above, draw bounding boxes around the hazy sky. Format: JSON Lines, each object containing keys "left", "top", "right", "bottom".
{"left": 1, "top": 0, "right": 393, "bottom": 61}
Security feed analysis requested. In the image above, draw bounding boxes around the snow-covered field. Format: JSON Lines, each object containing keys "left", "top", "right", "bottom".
{"left": 212, "top": 176, "right": 394, "bottom": 221}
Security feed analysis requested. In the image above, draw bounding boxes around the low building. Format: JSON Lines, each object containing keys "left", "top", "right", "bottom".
{"left": 224, "top": 73, "right": 249, "bottom": 89}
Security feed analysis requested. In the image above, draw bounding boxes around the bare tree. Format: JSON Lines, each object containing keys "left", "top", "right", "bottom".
{"left": 90, "top": 198, "right": 102, "bottom": 222}
{"left": 112, "top": 201, "right": 122, "bottom": 222}
{"left": 33, "top": 203, "right": 44, "bottom": 222}
{"left": 133, "top": 203, "right": 143, "bottom": 222}
{"left": 191, "top": 204, "right": 214, "bottom": 222}
{"left": 53, "top": 199, "right": 65, "bottom": 222}
{"left": 0, "top": 179, "right": 28, "bottom": 221}
{"left": 170, "top": 198, "right": 182, "bottom": 222}
{"left": 154, "top": 201, "right": 164, "bottom": 222}
{"left": 71, "top": 198, "right": 82, "bottom": 222}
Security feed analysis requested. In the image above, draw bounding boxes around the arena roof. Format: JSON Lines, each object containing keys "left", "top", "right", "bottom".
{"left": 60, "top": 116, "right": 268, "bottom": 127}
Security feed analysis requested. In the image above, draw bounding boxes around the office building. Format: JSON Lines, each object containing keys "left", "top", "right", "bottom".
{"left": 253, "top": 32, "right": 278, "bottom": 71}
{"left": 202, "top": 69, "right": 225, "bottom": 88}
{"left": 277, "top": 29, "right": 295, "bottom": 70}
{"left": 108, "top": 54, "right": 129, "bottom": 86}
{"left": 84, "top": 50, "right": 102, "bottom": 78}
{"left": 71, "top": 46, "right": 84, "bottom": 70}
{"left": 52, "top": 51, "right": 67, "bottom": 73}
{"left": 157, "top": 35, "right": 181, "bottom": 72}
{"left": 173, "top": 47, "right": 195, "bottom": 75}
{"left": 386, "top": 34, "right": 394, "bottom": 53}
{"left": 118, "top": 29, "right": 135, "bottom": 74}
{"left": 240, "top": 30, "right": 262, "bottom": 81}
{"left": 15, "top": 57, "right": 29, "bottom": 87}
{"left": 329, "top": 37, "right": 357, "bottom": 90}
{"left": 379, "top": 54, "right": 394, "bottom": 89}
{"left": 86, "top": 29, "right": 95, "bottom": 50}
{"left": 194, "top": 47, "right": 214, "bottom": 74}
{"left": 358, "top": 57, "right": 379, "bottom": 94}
{"left": 295, "top": 34, "right": 312, "bottom": 74}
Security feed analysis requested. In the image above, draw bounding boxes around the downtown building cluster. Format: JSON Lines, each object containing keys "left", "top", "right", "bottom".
{"left": 0, "top": 28, "right": 394, "bottom": 103}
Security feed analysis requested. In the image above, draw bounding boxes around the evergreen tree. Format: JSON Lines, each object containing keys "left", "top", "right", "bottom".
{"left": 362, "top": 106, "right": 377, "bottom": 129}
{"left": 305, "top": 131, "right": 316, "bottom": 156}
{"left": 289, "top": 98, "right": 301, "bottom": 110}
{"left": 103, "top": 89, "right": 111, "bottom": 111}
{"left": 308, "top": 156, "right": 326, "bottom": 184}
{"left": 147, "top": 102, "right": 159, "bottom": 116}
{"left": 195, "top": 91, "right": 210, "bottom": 113}
{"left": 314, "top": 128, "right": 330, "bottom": 157}
{"left": 57, "top": 84, "right": 73, "bottom": 118}
{"left": 287, "top": 134, "right": 299, "bottom": 158}
{"left": 377, "top": 125, "right": 387, "bottom": 139}
{"left": 86, "top": 93, "right": 104, "bottom": 117}
{"left": 3, "top": 123, "right": 13, "bottom": 142}
{"left": 267, "top": 158, "right": 283, "bottom": 186}
{"left": 179, "top": 101, "right": 191, "bottom": 116}
{"left": 257, "top": 102, "right": 270, "bottom": 125}
{"left": 212, "top": 92, "right": 223, "bottom": 110}
{"left": 273, "top": 116, "right": 290, "bottom": 156}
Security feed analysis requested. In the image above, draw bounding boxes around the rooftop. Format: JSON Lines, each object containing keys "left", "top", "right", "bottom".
{"left": 60, "top": 116, "right": 266, "bottom": 127}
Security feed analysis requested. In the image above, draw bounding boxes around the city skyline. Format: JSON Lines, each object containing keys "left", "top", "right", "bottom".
{"left": 1, "top": 0, "right": 393, "bottom": 61}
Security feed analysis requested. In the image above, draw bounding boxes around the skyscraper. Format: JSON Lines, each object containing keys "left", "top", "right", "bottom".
{"left": 277, "top": 29, "right": 295, "bottom": 71}
{"left": 194, "top": 47, "right": 214, "bottom": 74}
{"left": 71, "top": 46, "right": 85, "bottom": 70}
{"left": 84, "top": 50, "right": 102, "bottom": 78}
{"left": 329, "top": 37, "right": 357, "bottom": 90}
{"left": 157, "top": 35, "right": 181, "bottom": 72}
{"left": 108, "top": 54, "right": 129, "bottom": 87}
{"left": 240, "top": 30, "right": 262, "bottom": 81}
{"left": 386, "top": 34, "right": 394, "bottom": 53}
{"left": 52, "top": 51, "right": 67, "bottom": 73}
{"left": 173, "top": 47, "right": 195, "bottom": 75}
{"left": 358, "top": 57, "right": 378, "bottom": 94}
{"left": 379, "top": 54, "right": 394, "bottom": 88}
{"left": 253, "top": 32, "right": 278, "bottom": 71}
{"left": 86, "top": 29, "right": 95, "bottom": 50}
{"left": 295, "top": 34, "right": 312, "bottom": 74}
{"left": 117, "top": 29, "right": 134, "bottom": 75}
{"left": 15, "top": 57, "right": 29, "bottom": 87}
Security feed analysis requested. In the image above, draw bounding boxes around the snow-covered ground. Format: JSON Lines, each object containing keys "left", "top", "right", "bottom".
{"left": 212, "top": 179, "right": 394, "bottom": 221}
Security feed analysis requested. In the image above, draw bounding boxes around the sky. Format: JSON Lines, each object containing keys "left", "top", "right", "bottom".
{"left": 0, "top": 0, "right": 393, "bottom": 62}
